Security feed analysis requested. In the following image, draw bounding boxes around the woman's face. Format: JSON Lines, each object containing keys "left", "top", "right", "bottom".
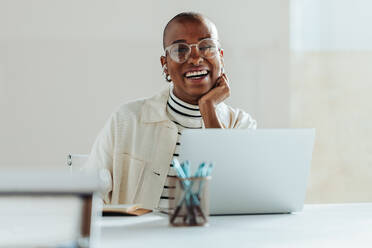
{"left": 161, "top": 18, "right": 224, "bottom": 105}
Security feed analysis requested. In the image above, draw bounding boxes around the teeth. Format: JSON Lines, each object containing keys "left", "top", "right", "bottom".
{"left": 185, "top": 70, "right": 208, "bottom": 78}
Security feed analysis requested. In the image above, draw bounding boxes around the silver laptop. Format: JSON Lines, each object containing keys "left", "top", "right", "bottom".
{"left": 178, "top": 129, "right": 315, "bottom": 215}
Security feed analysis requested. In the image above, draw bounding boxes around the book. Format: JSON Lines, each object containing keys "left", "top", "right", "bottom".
{"left": 102, "top": 204, "right": 152, "bottom": 216}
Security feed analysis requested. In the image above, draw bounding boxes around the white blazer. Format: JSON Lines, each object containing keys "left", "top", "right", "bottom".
{"left": 85, "top": 86, "right": 257, "bottom": 209}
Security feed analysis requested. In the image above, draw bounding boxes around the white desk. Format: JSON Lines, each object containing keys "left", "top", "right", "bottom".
{"left": 98, "top": 203, "right": 372, "bottom": 248}
{"left": 1, "top": 203, "right": 371, "bottom": 247}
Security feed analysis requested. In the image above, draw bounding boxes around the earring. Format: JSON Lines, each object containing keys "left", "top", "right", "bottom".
{"left": 162, "top": 64, "right": 171, "bottom": 82}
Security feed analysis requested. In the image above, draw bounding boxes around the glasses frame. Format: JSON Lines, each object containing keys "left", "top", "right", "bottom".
{"left": 164, "top": 38, "right": 221, "bottom": 63}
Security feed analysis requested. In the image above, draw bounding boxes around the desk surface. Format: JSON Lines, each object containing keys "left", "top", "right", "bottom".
{"left": 97, "top": 203, "right": 372, "bottom": 248}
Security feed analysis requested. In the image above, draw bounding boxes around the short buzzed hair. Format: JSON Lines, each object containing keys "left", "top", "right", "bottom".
{"left": 162, "top": 12, "right": 217, "bottom": 49}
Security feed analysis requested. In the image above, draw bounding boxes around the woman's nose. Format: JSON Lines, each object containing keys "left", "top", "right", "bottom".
{"left": 187, "top": 46, "right": 203, "bottom": 65}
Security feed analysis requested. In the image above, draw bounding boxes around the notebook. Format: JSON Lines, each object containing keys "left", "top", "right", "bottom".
{"left": 103, "top": 204, "right": 152, "bottom": 216}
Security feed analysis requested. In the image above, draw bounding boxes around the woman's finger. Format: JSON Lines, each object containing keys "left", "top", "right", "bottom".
{"left": 222, "top": 73, "right": 229, "bottom": 83}
{"left": 218, "top": 74, "right": 229, "bottom": 88}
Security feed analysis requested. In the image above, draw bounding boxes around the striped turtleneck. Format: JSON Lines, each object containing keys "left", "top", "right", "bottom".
{"left": 157, "top": 85, "right": 203, "bottom": 212}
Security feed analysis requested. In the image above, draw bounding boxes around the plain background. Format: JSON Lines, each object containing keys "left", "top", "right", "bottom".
{"left": 0, "top": 0, "right": 371, "bottom": 203}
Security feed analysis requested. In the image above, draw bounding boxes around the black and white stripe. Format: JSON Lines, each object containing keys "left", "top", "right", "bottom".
{"left": 158, "top": 85, "right": 203, "bottom": 212}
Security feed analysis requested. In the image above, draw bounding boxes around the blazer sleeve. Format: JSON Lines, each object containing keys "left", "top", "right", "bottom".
{"left": 83, "top": 113, "right": 116, "bottom": 204}
{"left": 233, "top": 108, "right": 257, "bottom": 129}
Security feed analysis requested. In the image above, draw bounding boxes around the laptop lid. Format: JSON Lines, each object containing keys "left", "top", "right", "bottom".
{"left": 178, "top": 129, "right": 315, "bottom": 215}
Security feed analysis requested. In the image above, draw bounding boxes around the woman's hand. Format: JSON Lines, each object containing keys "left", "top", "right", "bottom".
{"left": 198, "top": 73, "right": 230, "bottom": 107}
{"left": 198, "top": 73, "right": 231, "bottom": 128}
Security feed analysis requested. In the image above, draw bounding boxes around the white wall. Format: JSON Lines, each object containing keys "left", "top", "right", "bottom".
{"left": 291, "top": 0, "right": 372, "bottom": 51}
{"left": 0, "top": 0, "right": 290, "bottom": 168}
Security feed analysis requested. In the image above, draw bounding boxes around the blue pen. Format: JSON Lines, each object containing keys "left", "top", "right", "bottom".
{"left": 170, "top": 159, "right": 213, "bottom": 225}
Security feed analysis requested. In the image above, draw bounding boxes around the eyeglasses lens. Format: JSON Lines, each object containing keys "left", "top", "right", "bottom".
{"left": 170, "top": 44, "right": 189, "bottom": 63}
{"left": 170, "top": 40, "right": 218, "bottom": 63}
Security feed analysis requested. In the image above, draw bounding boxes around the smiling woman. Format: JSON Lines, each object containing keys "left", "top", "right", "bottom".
{"left": 84, "top": 12, "right": 257, "bottom": 211}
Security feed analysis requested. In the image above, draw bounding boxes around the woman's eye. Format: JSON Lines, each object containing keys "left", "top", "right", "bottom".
{"left": 199, "top": 46, "right": 212, "bottom": 51}
{"left": 176, "top": 48, "right": 188, "bottom": 53}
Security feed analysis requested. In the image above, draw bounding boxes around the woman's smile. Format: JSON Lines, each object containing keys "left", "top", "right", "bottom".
{"left": 183, "top": 67, "right": 210, "bottom": 84}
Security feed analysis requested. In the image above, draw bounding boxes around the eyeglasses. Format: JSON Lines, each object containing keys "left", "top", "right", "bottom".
{"left": 164, "top": 38, "right": 220, "bottom": 63}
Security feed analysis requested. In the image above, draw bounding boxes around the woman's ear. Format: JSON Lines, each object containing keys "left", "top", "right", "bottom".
{"left": 160, "top": 56, "right": 167, "bottom": 73}
{"left": 160, "top": 56, "right": 171, "bottom": 82}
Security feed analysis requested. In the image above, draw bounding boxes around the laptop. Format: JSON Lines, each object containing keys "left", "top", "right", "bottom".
{"left": 178, "top": 129, "right": 315, "bottom": 215}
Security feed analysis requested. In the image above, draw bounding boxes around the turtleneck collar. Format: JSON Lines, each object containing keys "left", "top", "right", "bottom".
{"left": 166, "top": 84, "right": 203, "bottom": 129}
{"left": 167, "top": 84, "right": 202, "bottom": 118}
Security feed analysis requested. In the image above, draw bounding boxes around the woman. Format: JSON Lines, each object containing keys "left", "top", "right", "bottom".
{"left": 85, "top": 12, "right": 257, "bottom": 211}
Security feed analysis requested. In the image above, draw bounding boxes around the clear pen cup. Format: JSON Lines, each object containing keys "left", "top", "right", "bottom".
{"left": 168, "top": 176, "right": 211, "bottom": 226}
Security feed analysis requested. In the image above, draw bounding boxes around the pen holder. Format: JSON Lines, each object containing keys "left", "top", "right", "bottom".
{"left": 168, "top": 176, "right": 211, "bottom": 226}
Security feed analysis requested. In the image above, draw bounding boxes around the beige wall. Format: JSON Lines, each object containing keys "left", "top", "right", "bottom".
{"left": 291, "top": 51, "right": 372, "bottom": 203}
{"left": 0, "top": 1, "right": 289, "bottom": 168}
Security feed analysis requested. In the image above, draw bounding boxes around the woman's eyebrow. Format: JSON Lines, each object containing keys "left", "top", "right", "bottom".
{"left": 198, "top": 36, "right": 211, "bottom": 41}
{"left": 171, "top": 36, "right": 212, "bottom": 45}
{"left": 172, "top": 39, "right": 186, "bottom": 44}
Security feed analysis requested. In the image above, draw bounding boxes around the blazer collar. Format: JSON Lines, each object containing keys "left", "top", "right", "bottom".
{"left": 140, "top": 86, "right": 171, "bottom": 123}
